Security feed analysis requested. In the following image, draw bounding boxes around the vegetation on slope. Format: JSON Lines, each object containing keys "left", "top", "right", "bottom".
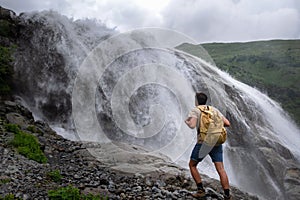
{"left": 5, "top": 123, "right": 48, "bottom": 163}
{"left": 0, "top": 45, "right": 14, "bottom": 96}
{"left": 177, "top": 40, "right": 300, "bottom": 125}
{"left": 0, "top": 18, "right": 15, "bottom": 97}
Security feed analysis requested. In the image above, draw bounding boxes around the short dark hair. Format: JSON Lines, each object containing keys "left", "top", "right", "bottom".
{"left": 195, "top": 92, "right": 207, "bottom": 105}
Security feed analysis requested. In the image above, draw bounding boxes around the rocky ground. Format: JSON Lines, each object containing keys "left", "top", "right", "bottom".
{"left": 0, "top": 100, "right": 259, "bottom": 199}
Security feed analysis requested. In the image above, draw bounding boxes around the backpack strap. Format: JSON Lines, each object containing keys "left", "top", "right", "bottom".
{"left": 197, "top": 105, "right": 213, "bottom": 115}
{"left": 196, "top": 105, "right": 212, "bottom": 134}
{"left": 197, "top": 105, "right": 206, "bottom": 112}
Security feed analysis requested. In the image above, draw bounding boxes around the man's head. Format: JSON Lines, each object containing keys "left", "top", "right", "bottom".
{"left": 195, "top": 92, "right": 207, "bottom": 106}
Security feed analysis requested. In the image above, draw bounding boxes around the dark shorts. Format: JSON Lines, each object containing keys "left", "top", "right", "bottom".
{"left": 190, "top": 143, "right": 223, "bottom": 163}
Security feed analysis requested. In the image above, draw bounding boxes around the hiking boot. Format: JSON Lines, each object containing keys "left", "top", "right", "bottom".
{"left": 223, "top": 195, "right": 232, "bottom": 200}
{"left": 191, "top": 188, "right": 206, "bottom": 198}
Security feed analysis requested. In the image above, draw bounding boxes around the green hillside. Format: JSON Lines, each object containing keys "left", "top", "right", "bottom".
{"left": 177, "top": 40, "right": 300, "bottom": 126}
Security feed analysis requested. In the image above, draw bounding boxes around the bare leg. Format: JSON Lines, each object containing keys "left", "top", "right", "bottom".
{"left": 189, "top": 159, "right": 202, "bottom": 184}
{"left": 214, "top": 162, "right": 229, "bottom": 189}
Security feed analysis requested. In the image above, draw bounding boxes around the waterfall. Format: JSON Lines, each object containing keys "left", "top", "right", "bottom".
{"left": 12, "top": 11, "right": 300, "bottom": 200}
{"left": 14, "top": 10, "right": 114, "bottom": 131}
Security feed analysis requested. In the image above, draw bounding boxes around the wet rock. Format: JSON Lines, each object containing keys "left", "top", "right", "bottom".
{"left": 284, "top": 167, "right": 300, "bottom": 200}
{"left": 6, "top": 113, "right": 27, "bottom": 129}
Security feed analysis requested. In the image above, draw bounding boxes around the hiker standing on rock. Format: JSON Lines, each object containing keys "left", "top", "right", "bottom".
{"left": 185, "top": 92, "right": 232, "bottom": 200}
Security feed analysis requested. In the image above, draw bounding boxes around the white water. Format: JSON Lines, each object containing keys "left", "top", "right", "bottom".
{"left": 13, "top": 11, "right": 300, "bottom": 200}
{"left": 220, "top": 70, "right": 300, "bottom": 159}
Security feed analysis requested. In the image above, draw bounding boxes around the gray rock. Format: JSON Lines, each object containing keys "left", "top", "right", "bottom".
{"left": 284, "top": 167, "right": 300, "bottom": 200}
{"left": 0, "top": 6, "right": 16, "bottom": 20}
{"left": 134, "top": 173, "right": 144, "bottom": 179}
{"left": 155, "top": 179, "right": 166, "bottom": 187}
{"left": 145, "top": 178, "right": 152, "bottom": 187}
{"left": 152, "top": 186, "right": 161, "bottom": 193}
{"left": 133, "top": 185, "right": 142, "bottom": 192}
{"left": 6, "top": 113, "right": 29, "bottom": 129}
{"left": 153, "top": 192, "right": 164, "bottom": 199}
{"left": 22, "top": 194, "right": 30, "bottom": 200}
{"left": 73, "top": 174, "right": 81, "bottom": 180}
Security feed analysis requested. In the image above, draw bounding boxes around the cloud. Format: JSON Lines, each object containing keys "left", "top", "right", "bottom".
{"left": 0, "top": 0, "right": 70, "bottom": 14}
{"left": 32, "top": 0, "right": 165, "bottom": 31}
{"left": 160, "top": 0, "right": 300, "bottom": 42}
{"left": 0, "top": 0, "right": 299, "bottom": 42}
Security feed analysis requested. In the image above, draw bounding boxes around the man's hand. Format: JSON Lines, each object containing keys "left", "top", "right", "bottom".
{"left": 185, "top": 117, "right": 197, "bottom": 129}
{"left": 223, "top": 116, "right": 230, "bottom": 127}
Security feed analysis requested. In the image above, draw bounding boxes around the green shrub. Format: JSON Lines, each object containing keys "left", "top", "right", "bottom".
{"left": 82, "top": 194, "right": 108, "bottom": 200}
{"left": 5, "top": 124, "right": 47, "bottom": 163}
{"left": 0, "top": 20, "right": 11, "bottom": 37}
{"left": 5, "top": 123, "right": 19, "bottom": 133}
{"left": 47, "top": 169, "right": 63, "bottom": 182}
{"left": 48, "top": 186, "right": 108, "bottom": 200}
{"left": 12, "top": 132, "right": 47, "bottom": 163}
{"left": 0, "top": 194, "right": 20, "bottom": 200}
{"left": 27, "top": 125, "right": 43, "bottom": 134}
{"left": 48, "top": 186, "right": 81, "bottom": 200}
{"left": 27, "top": 125, "right": 37, "bottom": 132}
{"left": 0, "top": 178, "right": 11, "bottom": 185}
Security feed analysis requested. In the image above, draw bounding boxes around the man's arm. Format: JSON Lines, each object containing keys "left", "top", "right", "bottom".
{"left": 223, "top": 116, "right": 230, "bottom": 127}
{"left": 185, "top": 117, "right": 197, "bottom": 129}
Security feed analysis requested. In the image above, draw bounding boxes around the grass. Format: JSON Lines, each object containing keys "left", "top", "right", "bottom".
{"left": 0, "top": 194, "right": 20, "bottom": 200}
{"left": 27, "top": 125, "right": 43, "bottom": 134}
{"left": 48, "top": 186, "right": 80, "bottom": 200}
{"left": 177, "top": 40, "right": 300, "bottom": 125}
{"left": 0, "top": 178, "right": 11, "bottom": 185}
{"left": 47, "top": 169, "right": 63, "bottom": 182}
{"left": 0, "top": 20, "right": 11, "bottom": 38}
{"left": 48, "top": 186, "right": 108, "bottom": 200}
{"left": 0, "top": 18, "right": 16, "bottom": 97}
{"left": 5, "top": 124, "right": 48, "bottom": 163}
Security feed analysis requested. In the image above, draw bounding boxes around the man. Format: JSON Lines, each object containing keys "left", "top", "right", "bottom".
{"left": 185, "top": 92, "right": 231, "bottom": 200}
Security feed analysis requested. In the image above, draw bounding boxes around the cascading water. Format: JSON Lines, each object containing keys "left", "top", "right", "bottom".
{"left": 12, "top": 11, "right": 300, "bottom": 200}
{"left": 13, "top": 10, "right": 114, "bottom": 137}
{"left": 211, "top": 67, "right": 300, "bottom": 200}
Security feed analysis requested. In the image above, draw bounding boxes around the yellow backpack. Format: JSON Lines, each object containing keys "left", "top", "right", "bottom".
{"left": 197, "top": 105, "right": 227, "bottom": 146}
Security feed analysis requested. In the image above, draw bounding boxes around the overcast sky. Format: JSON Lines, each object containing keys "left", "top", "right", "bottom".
{"left": 1, "top": 0, "right": 299, "bottom": 43}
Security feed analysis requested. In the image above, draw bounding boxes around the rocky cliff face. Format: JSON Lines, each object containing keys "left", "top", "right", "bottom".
{"left": 12, "top": 11, "right": 113, "bottom": 126}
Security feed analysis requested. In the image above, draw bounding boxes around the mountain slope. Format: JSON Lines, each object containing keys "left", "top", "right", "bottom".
{"left": 177, "top": 40, "right": 300, "bottom": 126}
